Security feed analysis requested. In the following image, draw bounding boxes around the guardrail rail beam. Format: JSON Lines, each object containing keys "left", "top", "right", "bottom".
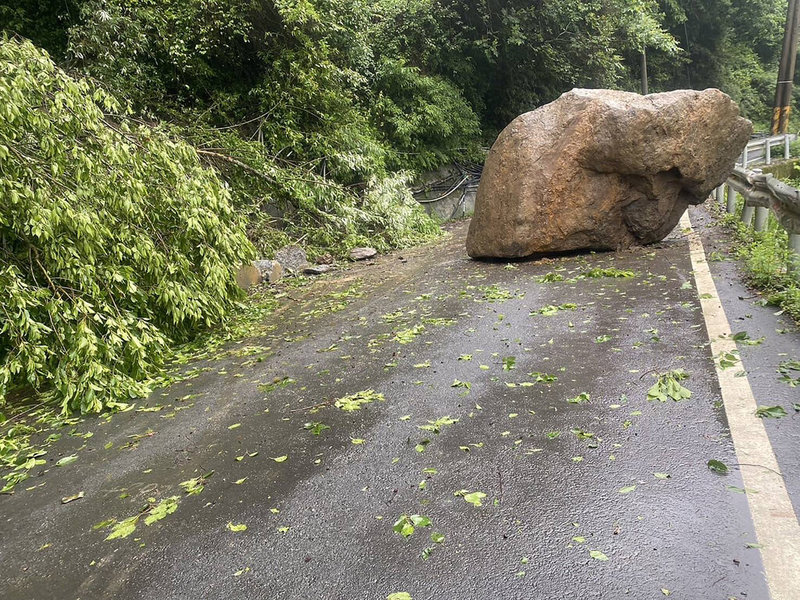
{"left": 725, "top": 165, "right": 800, "bottom": 279}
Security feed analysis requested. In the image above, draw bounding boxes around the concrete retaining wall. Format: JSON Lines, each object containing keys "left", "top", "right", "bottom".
{"left": 413, "top": 164, "right": 481, "bottom": 222}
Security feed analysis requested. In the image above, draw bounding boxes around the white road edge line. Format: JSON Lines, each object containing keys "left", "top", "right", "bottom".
{"left": 682, "top": 210, "right": 800, "bottom": 600}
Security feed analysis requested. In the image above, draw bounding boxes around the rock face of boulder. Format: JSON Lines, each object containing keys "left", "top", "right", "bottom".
{"left": 466, "top": 88, "right": 752, "bottom": 258}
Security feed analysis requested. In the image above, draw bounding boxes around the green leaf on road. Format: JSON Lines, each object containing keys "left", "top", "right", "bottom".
{"left": 618, "top": 485, "right": 636, "bottom": 494}
{"left": 56, "top": 455, "right": 77, "bottom": 467}
{"left": 463, "top": 491, "right": 487, "bottom": 507}
{"left": 732, "top": 332, "right": 765, "bottom": 346}
{"left": 393, "top": 514, "right": 431, "bottom": 538}
{"left": 647, "top": 370, "right": 691, "bottom": 402}
{"left": 707, "top": 459, "right": 729, "bottom": 474}
{"left": 571, "top": 428, "right": 594, "bottom": 440}
{"left": 105, "top": 515, "right": 139, "bottom": 540}
{"left": 144, "top": 496, "right": 179, "bottom": 525}
{"left": 778, "top": 360, "right": 800, "bottom": 387}
{"left": 418, "top": 416, "right": 458, "bottom": 434}
{"left": 567, "top": 393, "right": 590, "bottom": 404}
{"left": 227, "top": 522, "right": 247, "bottom": 532}
{"left": 335, "top": 389, "right": 384, "bottom": 412}
{"left": 304, "top": 422, "right": 330, "bottom": 435}
{"left": 755, "top": 405, "right": 787, "bottom": 419}
{"left": 589, "top": 550, "right": 609, "bottom": 561}
{"left": 717, "top": 350, "right": 740, "bottom": 370}
{"left": 583, "top": 267, "right": 635, "bottom": 279}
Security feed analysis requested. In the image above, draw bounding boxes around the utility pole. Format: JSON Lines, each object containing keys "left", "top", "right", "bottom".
{"left": 641, "top": 48, "right": 649, "bottom": 95}
{"left": 772, "top": 0, "right": 800, "bottom": 134}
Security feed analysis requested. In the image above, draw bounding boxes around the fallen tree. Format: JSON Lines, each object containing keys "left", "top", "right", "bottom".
{"left": 0, "top": 37, "right": 254, "bottom": 414}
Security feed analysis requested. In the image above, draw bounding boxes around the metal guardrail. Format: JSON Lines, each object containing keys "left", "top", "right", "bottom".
{"left": 737, "top": 133, "right": 796, "bottom": 168}
{"left": 714, "top": 165, "right": 800, "bottom": 274}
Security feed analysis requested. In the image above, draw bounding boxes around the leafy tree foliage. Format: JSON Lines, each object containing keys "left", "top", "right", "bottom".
{"left": 647, "top": 0, "right": 789, "bottom": 127}
{"left": 60, "top": 0, "right": 459, "bottom": 256}
{"left": 0, "top": 38, "right": 253, "bottom": 413}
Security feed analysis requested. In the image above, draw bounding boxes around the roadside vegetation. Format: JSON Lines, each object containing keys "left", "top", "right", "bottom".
{"left": 718, "top": 205, "right": 800, "bottom": 325}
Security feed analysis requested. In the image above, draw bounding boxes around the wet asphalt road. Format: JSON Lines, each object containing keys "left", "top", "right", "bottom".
{"left": 2, "top": 209, "right": 798, "bottom": 600}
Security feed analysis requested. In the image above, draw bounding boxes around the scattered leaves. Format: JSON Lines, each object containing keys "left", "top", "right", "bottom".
{"left": 106, "top": 516, "right": 139, "bottom": 540}
{"left": 647, "top": 370, "right": 691, "bottom": 402}
{"left": 567, "top": 393, "right": 590, "bottom": 404}
{"left": 393, "top": 514, "right": 431, "bottom": 538}
{"left": 335, "top": 389, "right": 384, "bottom": 412}
{"left": 531, "top": 303, "right": 577, "bottom": 316}
{"left": 778, "top": 360, "right": 800, "bottom": 387}
{"left": 180, "top": 471, "right": 213, "bottom": 496}
{"left": 143, "top": 496, "right": 179, "bottom": 526}
{"left": 418, "top": 416, "right": 459, "bottom": 434}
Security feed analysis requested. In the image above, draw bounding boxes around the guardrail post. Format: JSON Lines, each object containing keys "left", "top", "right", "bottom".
{"left": 741, "top": 147, "right": 748, "bottom": 169}
{"left": 786, "top": 134, "right": 792, "bottom": 159}
{"left": 715, "top": 186, "right": 724, "bottom": 205}
{"left": 726, "top": 185, "right": 737, "bottom": 214}
{"left": 754, "top": 207, "right": 770, "bottom": 231}
{"left": 765, "top": 138, "right": 772, "bottom": 165}
{"left": 741, "top": 205, "right": 755, "bottom": 226}
{"left": 790, "top": 234, "right": 800, "bottom": 276}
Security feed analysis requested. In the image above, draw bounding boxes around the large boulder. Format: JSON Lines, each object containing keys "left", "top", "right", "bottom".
{"left": 466, "top": 88, "right": 752, "bottom": 258}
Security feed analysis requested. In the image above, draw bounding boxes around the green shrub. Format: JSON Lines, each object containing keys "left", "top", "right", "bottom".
{"left": 191, "top": 129, "right": 442, "bottom": 259}
{"left": 0, "top": 38, "right": 254, "bottom": 413}
{"left": 370, "top": 57, "right": 482, "bottom": 172}
{"left": 719, "top": 206, "right": 800, "bottom": 325}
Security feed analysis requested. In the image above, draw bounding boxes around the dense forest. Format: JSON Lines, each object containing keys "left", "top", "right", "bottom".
{"left": 0, "top": 0, "right": 794, "bottom": 416}
{"left": 2, "top": 0, "right": 791, "bottom": 254}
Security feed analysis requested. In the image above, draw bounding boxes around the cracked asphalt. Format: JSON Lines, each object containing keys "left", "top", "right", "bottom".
{"left": 2, "top": 207, "right": 798, "bottom": 600}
